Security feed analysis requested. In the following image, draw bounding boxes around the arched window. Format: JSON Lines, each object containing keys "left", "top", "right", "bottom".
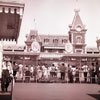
{"left": 44, "top": 38, "right": 49, "bottom": 44}
{"left": 53, "top": 39, "right": 58, "bottom": 44}
{"left": 62, "top": 39, "right": 67, "bottom": 44}
{"left": 76, "top": 36, "right": 82, "bottom": 44}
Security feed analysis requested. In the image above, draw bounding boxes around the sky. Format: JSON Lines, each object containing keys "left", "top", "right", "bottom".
{"left": 17, "top": 0, "right": 100, "bottom": 47}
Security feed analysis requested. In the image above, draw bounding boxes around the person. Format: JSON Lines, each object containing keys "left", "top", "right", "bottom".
{"left": 30, "top": 65, "right": 34, "bottom": 78}
{"left": 89, "top": 63, "right": 95, "bottom": 83}
{"left": 68, "top": 64, "right": 73, "bottom": 83}
{"left": 50, "top": 64, "right": 55, "bottom": 78}
{"left": 59, "top": 63, "right": 66, "bottom": 80}
{"left": 25, "top": 66, "right": 31, "bottom": 83}
{"left": 72, "top": 66, "right": 76, "bottom": 83}
{"left": 82, "top": 64, "right": 88, "bottom": 83}
{"left": 75, "top": 68, "right": 79, "bottom": 83}
{"left": 1, "top": 61, "right": 13, "bottom": 92}
{"left": 91, "top": 63, "right": 97, "bottom": 83}
{"left": 96, "top": 62, "right": 100, "bottom": 84}
{"left": 18, "top": 64, "right": 23, "bottom": 80}
{"left": 37, "top": 65, "right": 43, "bottom": 81}
{"left": 13, "top": 62, "right": 19, "bottom": 81}
{"left": 33, "top": 66, "right": 37, "bottom": 82}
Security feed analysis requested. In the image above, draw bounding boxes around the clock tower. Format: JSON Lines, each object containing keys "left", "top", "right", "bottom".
{"left": 25, "top": 29, "right": 41, "bottom": 52}
{"left": 68, "top": 9, "right": 87, "bottom": 54}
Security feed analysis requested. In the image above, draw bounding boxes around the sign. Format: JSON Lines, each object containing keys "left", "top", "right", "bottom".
{"left": 65, "top": 43, "right": 73, "bottom": 53}
{"left": 31, "top": 41, "right": 40, "bottom": 52}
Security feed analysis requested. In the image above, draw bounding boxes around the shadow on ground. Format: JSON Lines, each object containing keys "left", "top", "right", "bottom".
{"left": 88, "top": 94, "right": 100, "bottom": 100}
{"left": 0, "top": 91, "right": 12, "bottom": 100}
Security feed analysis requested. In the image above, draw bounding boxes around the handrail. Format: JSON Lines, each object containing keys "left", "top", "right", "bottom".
{"left": 10, "top": 77, "right": 14, "bottom": 100}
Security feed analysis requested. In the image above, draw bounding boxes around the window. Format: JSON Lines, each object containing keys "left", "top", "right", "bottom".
{"left": 87, "top": 52, "right": 92, "bottom": 54}
{"left": 75, "top": 49, "right": 83, "bottom": 54}
{"left": 53, "top": 39, "right": 58, "bottom": 44}
{"left": 62, "top": 39, "right": 67, "bottom": 44}
{"left": 76, "top": 36, "right": 82, "bottom": 44}
{"left": 75, "top": 45, "right": 82, "bottom": 49}
{"left": 30, "top": 35, "right": 35, "bottom": 40}
{"left": 44, "top": 39, "right": 49, "bottom": 44}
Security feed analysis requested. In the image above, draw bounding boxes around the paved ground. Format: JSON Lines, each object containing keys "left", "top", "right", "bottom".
{"left": 12, "top": 83, "right": 100, "bottom": 100}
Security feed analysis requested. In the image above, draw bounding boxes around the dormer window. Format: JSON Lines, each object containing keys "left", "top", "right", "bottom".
{"left": 30, "top": 35, "right": 35, "bottom": 40}
{"left": 62, "top": 39, "right": 67, "bottom": 44}
{"left": 53, "top": 39, "right": 58, "bottom": 44}
{"left": 44, "top": 38, "right": 49, "bottom": 44}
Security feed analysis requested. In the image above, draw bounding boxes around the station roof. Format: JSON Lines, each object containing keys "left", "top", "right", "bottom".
{"left": 3, "top": 51, "right": 100, "bottom": 60}
{"left": 3, "top": 51, "right": 40, "bottom": 56}
{"left": 3, "top": 45, "right": 24, "bottom": 51}
{"left": 63, "top": 53, "right": 100, "bottom": 58}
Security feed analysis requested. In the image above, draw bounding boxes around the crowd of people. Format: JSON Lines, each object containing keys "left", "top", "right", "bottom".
{"left": 1, "top": 60, "right": 100, "bottom": 92}
{"left": 24, "top": 62, "right": 100, "bottom": 84}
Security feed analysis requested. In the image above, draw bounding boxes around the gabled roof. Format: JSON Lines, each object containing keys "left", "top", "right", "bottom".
{"left": 70, "top": 9, "right": 84, "bottom": 29}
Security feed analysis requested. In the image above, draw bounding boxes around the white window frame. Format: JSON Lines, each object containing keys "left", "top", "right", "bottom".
{"left": 76, "top": 36, "right": 82, "bottom": 44}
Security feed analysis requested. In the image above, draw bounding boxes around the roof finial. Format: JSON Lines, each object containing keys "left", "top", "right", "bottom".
{"left": 96, "top": 36, "right": 98, "bottom": 40}
{"left": 74, "top": 0, "right": 80, "bottom": 13}
{"left": 33, "top": 18, "right": 37, "bottom": 30}
{"left": 74, "top": 9, "right": 80, "bottom": 13}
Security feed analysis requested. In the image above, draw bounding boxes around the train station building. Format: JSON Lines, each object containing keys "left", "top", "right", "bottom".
{"left": 0, "top": 0, "right": 100, "bottom": 75}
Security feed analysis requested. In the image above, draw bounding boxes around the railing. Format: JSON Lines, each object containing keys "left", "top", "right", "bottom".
{"left": 15, "top": 74, "right": 99, "bottom": 84}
